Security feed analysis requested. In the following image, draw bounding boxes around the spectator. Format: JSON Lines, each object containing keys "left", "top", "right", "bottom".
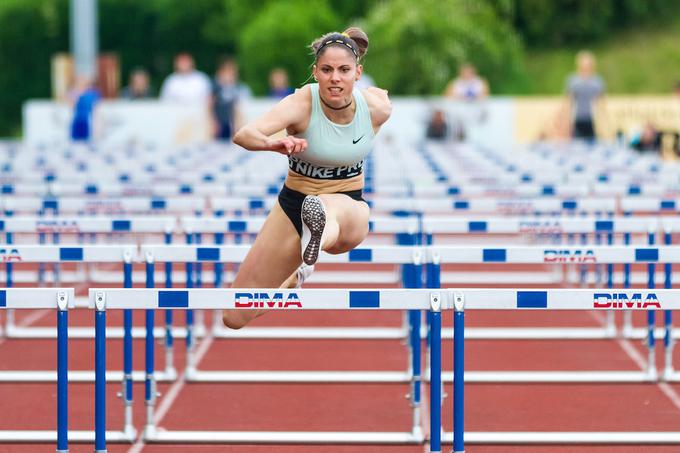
{"left": 120, "top": 67, "right": 153, "bottom": 99}
{"left": 268, "top": 68, "right": 294, "bottom": 99}
{"left": 160, "top": 53, "right": 211, "bottom": 106}
{"left": 69, "top": 75, "right": 101, "bottom": 141}
{"left": 425, "top": 109, "right": 449, "bottom": 141}
{"left": 674, "top": 81, "right": 680, "bottom": 97}
{"left": 630, "top": 122, "right": 661, "bottom": 153}
{"left": 444, "top": 63, "right": 489, "bottom": 101}
{"left": 212, "top": 58, "right": 251, "bottom": 141}
{"left": 564, "top": 50, "right": 606, "bottom": 142}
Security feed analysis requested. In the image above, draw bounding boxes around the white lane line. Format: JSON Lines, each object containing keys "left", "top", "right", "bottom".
{"left": 126, "top": 332, "right": 215, "bottom": 453}
{"left": 589, "top": 311, "right": 680, "bottom": 413}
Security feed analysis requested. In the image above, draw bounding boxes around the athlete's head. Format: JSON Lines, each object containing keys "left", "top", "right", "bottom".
{"left": 310, "top": 27, "right": 368, "bottom": 104}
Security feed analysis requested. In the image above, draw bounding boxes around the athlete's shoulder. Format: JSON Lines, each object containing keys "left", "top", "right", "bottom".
{"left": 361, "top": 86, "right": 392, "bottom": 126}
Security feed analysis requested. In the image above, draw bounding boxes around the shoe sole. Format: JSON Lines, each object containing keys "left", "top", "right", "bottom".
{"left": 301, "top": 196, "right": 326, "bottom": 265}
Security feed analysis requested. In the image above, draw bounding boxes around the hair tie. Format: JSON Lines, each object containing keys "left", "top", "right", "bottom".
{"left": 341, "top": 32, "right": 350, "bottom": 38}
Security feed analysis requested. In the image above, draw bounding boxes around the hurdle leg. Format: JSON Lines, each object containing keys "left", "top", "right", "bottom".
{"left": 144, "top": 256, "right": 159, "bottom": 439}
{"left": 429, "top": 293, "right": 442, "bottom": 453}
{"left": 184, "top": 238, "right": 196, "bottom": 376}
{"left": 56, "top": 292, "right": 69, "bottom": 453}
{"left": 94, "top": 293, "right": 107, "bottom": 453}
{"left": 453, "top": 292, "right": 465, "bottom": 453}
{"left": 663, "top": 231, "right": 674, "bottom": 380}
{"left": 425, "top": 254, "right": 441, "bottom": 380}
{"left": 4, "top": 231, "right": 15, "bottom": 336}
{"left": 120, "top": 257, "right": 136, "bottom": 438}
{"left": 605, "top": 232, "right": 616, "bottom": 338}
{"left": 164, "top": 261, "right": 177, "bottom": 380}
{"left": 622, "top": 233, "right": 633, "bottom": 337}
{"left": 646, "top": 231, "right": 658, "bottom": 380}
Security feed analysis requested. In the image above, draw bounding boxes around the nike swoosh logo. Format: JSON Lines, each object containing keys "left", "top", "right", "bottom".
{"left": 352, "top": 135, "right": 364, "bottom": 144}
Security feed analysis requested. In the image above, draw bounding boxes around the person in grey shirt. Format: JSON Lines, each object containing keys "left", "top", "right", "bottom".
{"left": 565, "top": 50, "right": 605, "bottom": 141}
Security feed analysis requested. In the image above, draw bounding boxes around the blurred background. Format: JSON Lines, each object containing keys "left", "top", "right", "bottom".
{"left": 2, "top": 0, "right": 680, "bottom": 152}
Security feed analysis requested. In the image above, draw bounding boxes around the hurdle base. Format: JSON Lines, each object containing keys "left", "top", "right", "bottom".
{"left": 145, "top": 429, "right": 424, "bottom": 444}
{"left": 442, "top": 431, "right": 680, "bottom": 444}
{"left": 186, "top": 369, "right": 412, "bottom": 383}
{"left": 661, "top": 370, "right": 680, "bottom": 382}
{"left": 0, "top": 369, "right": 176, "bottom": 383}
{"left": 439, "top": 327, "right": 610, "bottom": 340}
{"left": 438, "top": 370, "right": 654, "bottom": 383}
{"left": 0, "top": 429, "right": 134, "bottom": 443}
{"left": 6, "top": 325, "right": 205, "bottom": 339}
{"left": 212, "top": 325, "right": 407, "bottom": 340}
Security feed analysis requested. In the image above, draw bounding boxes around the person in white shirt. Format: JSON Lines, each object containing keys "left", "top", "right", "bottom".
{"left": 160, "top": 53, "right": 211, "bottom": 106}
{"left": 445, "top": 63, "right": 489, "bottom": 101}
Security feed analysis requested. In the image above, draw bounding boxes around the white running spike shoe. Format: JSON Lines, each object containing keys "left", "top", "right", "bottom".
{"left": 295, "top": 264, "right": 315, "bottom": 288}
{"left": 300, "top": 195, "right": 326, "bottom": 265}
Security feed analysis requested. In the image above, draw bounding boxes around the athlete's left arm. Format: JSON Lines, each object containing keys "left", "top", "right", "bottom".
{"left": 363, "top": 87, "right": 392, "bottom": 133}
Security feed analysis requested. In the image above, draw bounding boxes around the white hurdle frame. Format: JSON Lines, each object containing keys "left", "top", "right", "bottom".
{"left": 0, "top": 288, "right": 133, "bottom": 448}
{"left": 141, "top": 244, "right": 422, "bottom": 384}
{"left": 0, "top": 217, "right": 185, "bottom": 340}
{"left": 88, "top": 287, "right": 436, "bottom": 447}
{"left": 442, "top": 288, "right": 680, "bottom": 449}
{"left": 428, "top": 244, "right": 680, "bottom": 383}
{"left": 0, "top": 245, "right": 175, "bottom": 386}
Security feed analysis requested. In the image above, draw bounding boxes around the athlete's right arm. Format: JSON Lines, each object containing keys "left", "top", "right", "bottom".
{"left": 233, "top": 89, "right": 309, "bottom": 155}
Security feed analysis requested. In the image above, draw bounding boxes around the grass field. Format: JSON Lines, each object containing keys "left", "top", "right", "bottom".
{"left": 523, "top": 16, "right": 680, "bottom": 95}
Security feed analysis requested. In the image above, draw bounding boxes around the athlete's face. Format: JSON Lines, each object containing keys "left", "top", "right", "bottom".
{"left": 313, "top": 46, "right": 363, "bottom": 103}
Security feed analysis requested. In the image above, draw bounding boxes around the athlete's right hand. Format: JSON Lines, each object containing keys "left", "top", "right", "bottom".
{"left": 266, "top": 136, "right": 308, "bottom": 156}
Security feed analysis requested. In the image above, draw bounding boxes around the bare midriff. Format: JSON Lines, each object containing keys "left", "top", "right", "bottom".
{"left": 284, "top": 170, "right": 364, "bottom": 194}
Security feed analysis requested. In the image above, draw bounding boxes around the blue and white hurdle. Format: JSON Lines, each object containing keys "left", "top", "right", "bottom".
{"left": 0, "top": 244, "right": 174, "bottom": 387}
{"left": 1, "top": 217, "right": 177, "bottom": 339}
{"left": 426, "top": 244, "right": 680, "bottom": 383}
{"left": 84, "top": 287, "right": 680, "bottom": 450}
{"left": 442, "top": 288, "right": 680, "bottom": 447}
{"left": 88, "top": 287, "right": 435, "bottom": 448}
{"left": 140, "top": 244, "right": 422, "bottom": 383}
{"left": 1, "top": 196, "right": 203, "bottom": 216}
{"left": 0, "top": 287, "right": 89, "bottom": 448}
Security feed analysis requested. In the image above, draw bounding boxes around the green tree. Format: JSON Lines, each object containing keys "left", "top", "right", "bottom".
{"left": 511, "top": 0, "right": 680, "bottom": 48}
{"left": 238, "top": 0, "right": 340, "bottom": 95}
{"left": 0, "top": 0, "right": 68, "bottom": 136}
{"left": 363, "top": 0, "right": 527, "bottom": 95}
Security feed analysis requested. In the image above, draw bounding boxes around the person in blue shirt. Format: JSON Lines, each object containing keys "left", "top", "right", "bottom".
{"left": 70, "top": 76, "right": 101, "bottom": 141}
{"left": 268, "top": 68, "right": 294, "bottom": 99}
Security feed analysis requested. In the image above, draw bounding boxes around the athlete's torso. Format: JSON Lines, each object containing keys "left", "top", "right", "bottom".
{"left": 285, "top": 83, "right": 375, "bottom": 194}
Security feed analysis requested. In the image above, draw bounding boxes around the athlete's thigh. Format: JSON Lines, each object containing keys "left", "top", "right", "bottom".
{"left": 232, "top": 202, "right": 302, "bottom": 288}
{"left": 321, "top": 194, "right": 370, "bottom": 252}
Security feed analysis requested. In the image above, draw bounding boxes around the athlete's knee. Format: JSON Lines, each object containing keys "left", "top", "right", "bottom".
{"left": 222, "top": 310, "right": 251, "bottom": 329}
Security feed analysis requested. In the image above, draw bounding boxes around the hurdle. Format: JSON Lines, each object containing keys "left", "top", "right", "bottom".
{"left": 181, "top": 216, "right": 418, "bottom": 340}
{"left": 140, "top": 244, "right": 424, "bottom": 383}
{"left": 0, "top": 287, "right": 104, "bottom": 449}
{"left": 2, "top": 195, "right": 204, "bottom": 216}
{"left": 424, "top": 216, "right": 659, "bottom": 340}
{"left": 88, "top": 287, "right": 441, "bottom": 448}
{"left": 426, "top": 244, "right": 680, "bottom": 383}
{"left": 443, "top": 288, "right": 680, "bottom": 448}
{"left": 0, "top": 244, "right": 174, "bottom": 384}
{"left": 0, "top": 217, "right": 182, "bottom": 340}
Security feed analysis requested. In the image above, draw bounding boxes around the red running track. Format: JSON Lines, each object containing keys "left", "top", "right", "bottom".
{"left": 2, "top": 266, "right": 680, "bottom": 452}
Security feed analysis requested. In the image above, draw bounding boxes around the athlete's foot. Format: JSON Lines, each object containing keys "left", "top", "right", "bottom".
{"left": 295, "top": 264, "right": 315, "bottom": 288}
{"left": 300, "top": 195, "right": 326, "bottom": 265}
